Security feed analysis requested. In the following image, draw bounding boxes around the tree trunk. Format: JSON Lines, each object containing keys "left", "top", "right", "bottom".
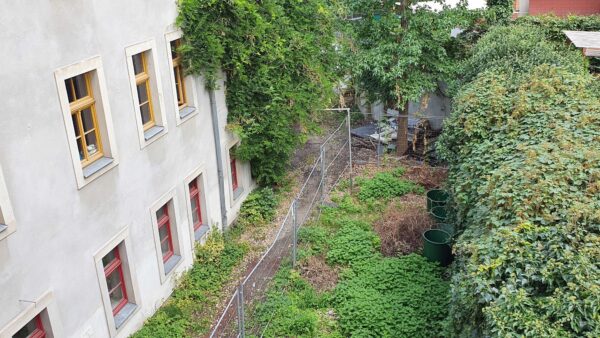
{"left": 396, "top": 101, "right": 409, "bottom": 156}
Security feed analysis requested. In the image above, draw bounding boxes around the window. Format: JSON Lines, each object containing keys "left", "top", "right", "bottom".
{"left": 166, "top": 31, "right": 198, "bottom": 124}
{"left": 102, "top": 247, "right": 129, "bottom": 316}
{"left": 126, "top": 41, "right": 168, "bottom": 147}
{"left": 188, "top": 180, "right": 203, "bottom": 232}
{"left": 132, "top": 52, "right": 155, "bottom": 131}
{"left": 13, "top": 315, "right": 46, "bottom": 338}
{"left": 55, "top": 56, "right": 119, "bottom": 189}
{"left": 171, "top": 39, "right": 187, "bottom": 109}
{"left": 156, "top": 204, "right": 174, "bottom": 262}
{"left": 230, "top": 149, "right": 239, "bottom": 193}
{"left": 0, "top": 163, "right": 16, "bottom": 240}
{"left": 93, "top": 228, "right": 139, "bottom": 336}
{"left": 184, "top": 168, "right": 210, "bottom": 245}
{"left": 150, "top": 191, "right": 183, "bottom": 282}
{"left": 65, "top": 73, "right": 103, "bottom": 167}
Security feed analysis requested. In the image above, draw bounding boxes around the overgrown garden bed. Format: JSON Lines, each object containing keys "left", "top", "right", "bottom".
{"left": 248, "top": 163, "right": 451, "bottom": 337}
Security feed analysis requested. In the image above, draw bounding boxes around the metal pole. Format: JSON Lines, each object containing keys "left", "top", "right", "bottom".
{"left": 377, "top": 121, "right": 381, "bottom": 167}
{"left": 237, "top": 285, "right": 245, "bottom": 337}
{"left": 292, "top": 199, "right": 297, "bottom": 268}
{"left": 320, "top": 145, "right": 325, "bottom": 203}
{"left": 346, "top": 108, "right": 353, "bottom": 193}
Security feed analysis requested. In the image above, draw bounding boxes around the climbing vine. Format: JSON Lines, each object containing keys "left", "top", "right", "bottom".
{"left": 177, "top": 0, "right": 339, "bottom": 186}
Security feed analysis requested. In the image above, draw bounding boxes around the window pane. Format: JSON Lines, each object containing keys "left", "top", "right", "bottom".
{"left": 132, "top": 53, "right": 144, "bottom": 75}
{"left": 161, "top": 238, "right": 171, "bottom": 256}
{"left": 76, "top": 138, "right": 84, "bottom": 161}
{"left": 156, "top": 205, "right": 167, "bottom": 220}
{"left": 85, "top": 133, "right": 99, "bottom": 156}
{"left": 12, "top": 317, "right": 38, "bottom": 338}
{"left": 140, "top": 103, "right": 151, "bottom": 125}
{"left": 102, "top": 248, "right": 118, "bottom": 268}
{"left": 73, "top": 74, "right": 88, "bottom": 99}
{"left": 191, "top": 204, "right": 200, "bottom": 225}
{"left": 71, "top": 114, "right": 81, "bottom": 137}
{"left": 108, "top": 284, "right": 125, "bottom": 310}
{"left": 136, "top": 82, "right": 149, "bottom": 104}
{"left": 81, "top": 108, "right": 95, "bottom": 132}
{"left": 170, "top": 40, "right": 179, "bottom": 59}
{"left": 106, "top": 270, "right": 122, "bottom": 291}
{"left": 65, "top": 78, "right": 75, "bottom": 102}
{"left": 158, "top": 225, "right": 169, "bottom": 242}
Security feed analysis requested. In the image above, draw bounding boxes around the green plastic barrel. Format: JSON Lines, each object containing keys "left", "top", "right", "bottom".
{"left": 436, "top": 223, "right": 455, "bottom": 237}
{"left": 430, "top": 206, "right": 448, "bottom": 223}
{"left": 426, "top": 189, "right": 449, "bottom": 212}
{"left": 422, "top": 229, "right": 452, "bottom": 267}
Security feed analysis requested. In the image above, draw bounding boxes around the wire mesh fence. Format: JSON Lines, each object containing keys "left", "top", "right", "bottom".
{"left": 209, "top": 110, "right": 352, "bottom": 338}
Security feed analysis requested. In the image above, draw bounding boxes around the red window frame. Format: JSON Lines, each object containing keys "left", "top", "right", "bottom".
{"left": 15, "top": 314, "right": 46, "bottom": 338}
{"left": 230, "top": 154, "right": 238, "bottom": 191}
{"left": 103, "top": 247, "right": 128, "bottom": 316}
{"left": 189, "top": 180, "right": 203, "bottom": 231}
{"left": 157, "top": 204, "right": 175, "bottom": 262}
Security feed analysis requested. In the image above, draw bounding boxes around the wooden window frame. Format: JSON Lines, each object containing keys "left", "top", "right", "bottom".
{"left": 133, "top": 52, "right": 156, "bottom": 131}
{"left": 66, "top": 73, "right": 104, "bottom": 167}
{"left": 189, "top": 180, "right": 203, "bottom": 231}
{"left": 157, "top": 204, "right": 175, "bottom": 263}
{"left": 103, "top": 247, "right": 129, "bottom": 316}
{"left": 171, "top": 39, "right": 187, "bottom": 109}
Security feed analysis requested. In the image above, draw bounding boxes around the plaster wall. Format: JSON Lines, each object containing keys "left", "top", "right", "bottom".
{"left": 0, "top": 1, "right": 253, "bottom": 337}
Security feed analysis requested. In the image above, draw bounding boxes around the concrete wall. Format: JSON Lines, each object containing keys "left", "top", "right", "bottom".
{"left": 0, "top": 1, "right": 253, "bottom": 337}
{"left": 408, "top": 91, "right": 451, "bottom": 131}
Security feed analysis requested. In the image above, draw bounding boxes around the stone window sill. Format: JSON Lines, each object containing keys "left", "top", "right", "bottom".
{"left": 179, "top": 106, "right": 196, "bottom": 120}
{"left": 83, "top": 157, "right": 114, "bottom": 178}
{"left": 144, "top": 126, "right": 165, "bottom": 141}
{"left": 194, "top": 225, "right": 210, "bottom": 242}
{"left": 233, "top": 187, "right": 244, "bottom": 200}
{"left": 164, "top": 254, "right": 182, "bottom": 275}
{"left": 114, "top": 302, "right": 137, "bottom": 329}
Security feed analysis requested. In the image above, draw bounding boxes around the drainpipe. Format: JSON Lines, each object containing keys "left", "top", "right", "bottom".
{"left": 209, "top": 89, "right": 228, "bottom": 229}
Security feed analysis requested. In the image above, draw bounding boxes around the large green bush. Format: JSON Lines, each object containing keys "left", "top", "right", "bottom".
{"left": 178, "top": 0, "right": 338, "bottom": 185}
{"left": 438, "top": 25, "right": 600, "bottom": 337}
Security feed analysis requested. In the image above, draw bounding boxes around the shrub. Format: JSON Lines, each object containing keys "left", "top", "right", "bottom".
{"left": 132, "top": 232, "right": 247, "bottom": 337}
{"left": 298, "top": 225, "right": 330, "bottom": 256}
{"left": 438, "top": 24, "right": 600, "bottom": 337}
{"left": 236, "top": 187, "right": 278, "bottom": 228}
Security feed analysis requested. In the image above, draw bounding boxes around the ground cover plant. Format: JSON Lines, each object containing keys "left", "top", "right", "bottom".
{"left": 438, "top": 24, "right": 600, "bottom": 337}
{"left": 249, "top": 167, "right": 450, "bottom": 337}
{"left": 132, "top": 188, "right": 281, "bottom": 337}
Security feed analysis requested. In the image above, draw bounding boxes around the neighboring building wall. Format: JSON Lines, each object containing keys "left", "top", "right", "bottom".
{"left": 0, "top": 1, "right": 253, "bottom": 337}
{"left": 528, "top": 0, "right": 600, "bottom": 16}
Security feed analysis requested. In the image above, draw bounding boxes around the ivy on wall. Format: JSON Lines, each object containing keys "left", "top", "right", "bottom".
{"left": 177, "top": 0, "right": 339, "bottom": 186}
{"left": 438, "top": 25, "right": 600, "bottom": 337}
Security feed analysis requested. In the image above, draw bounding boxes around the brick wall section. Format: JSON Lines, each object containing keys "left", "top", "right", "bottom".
{"left": 530, "top": 0, "right": 600, "bottom": 16}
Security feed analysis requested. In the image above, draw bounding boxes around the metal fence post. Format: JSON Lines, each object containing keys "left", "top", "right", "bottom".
{"left": 292, "top": 199, "right": 297, "bottom": 268}
{"left": 346, "top": 109, "right": 353, "bottom": 193}
{"left": 320, "top": 145, "right": 325, "bottom": 203}
{"left": 237, "top": 284, "right": 245, "bottom": 337}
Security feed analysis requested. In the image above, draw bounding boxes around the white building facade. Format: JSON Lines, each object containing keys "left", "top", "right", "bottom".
{"left": 0, "top": 1, "right": 254, "bottom": 337}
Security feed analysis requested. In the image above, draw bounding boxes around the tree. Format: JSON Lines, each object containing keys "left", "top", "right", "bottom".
{"left": 344, "top": 0, "right": 467, "bottom": 154}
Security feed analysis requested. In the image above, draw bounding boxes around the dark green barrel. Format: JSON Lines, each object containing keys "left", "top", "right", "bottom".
{"left": 426, "top": 189, "right": 449, "bottom": 212}
{"left": 422, "top": 229, "right": 452, "bottom": 267}
{"left": 430, "top": 206, "right": 448, "bottom": 223}
{"left": 436, "top": 223, "right": 455, "bottom": 237}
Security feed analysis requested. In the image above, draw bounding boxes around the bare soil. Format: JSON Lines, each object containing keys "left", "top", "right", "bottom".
{"left": 298, "top": 256, "right": 339, "bottom": 291}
